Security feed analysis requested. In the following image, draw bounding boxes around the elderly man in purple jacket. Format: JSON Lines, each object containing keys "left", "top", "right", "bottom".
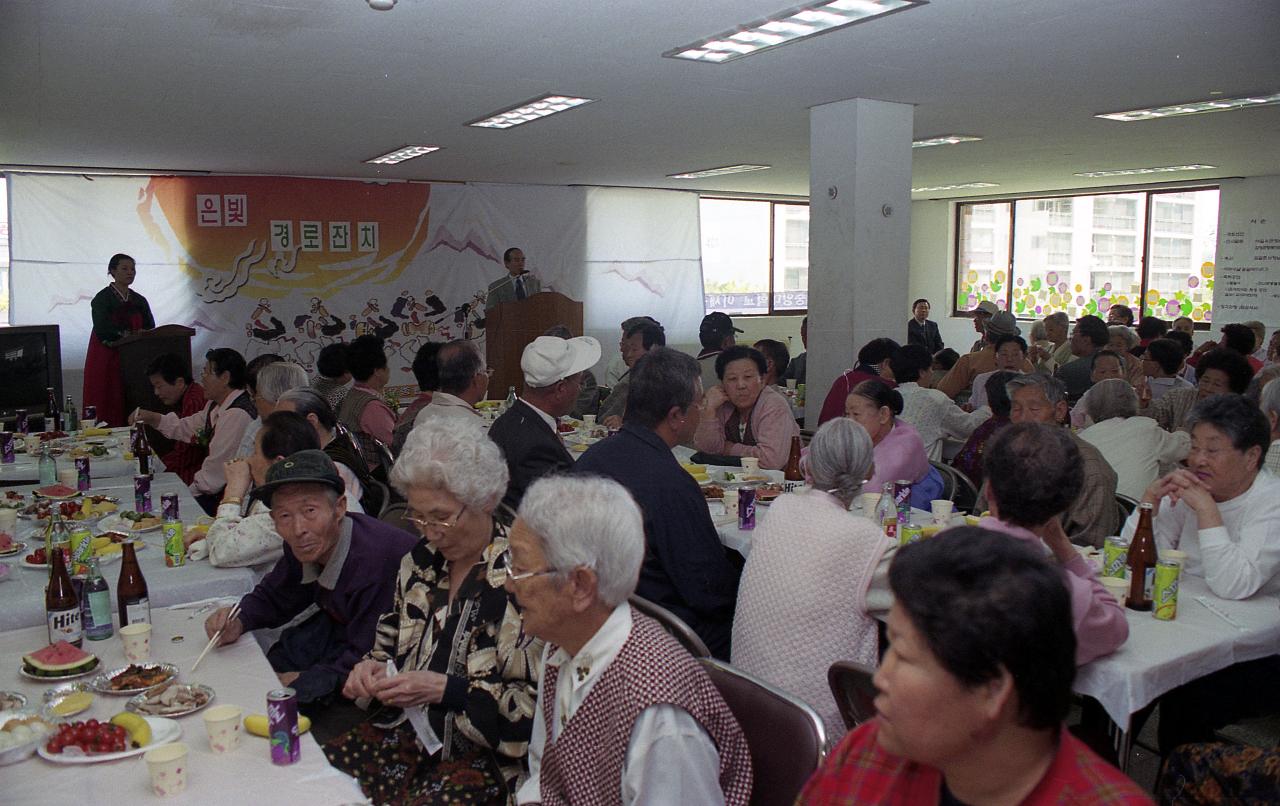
{"left": 204, "top": 450, "right": 416, "bottom": 725}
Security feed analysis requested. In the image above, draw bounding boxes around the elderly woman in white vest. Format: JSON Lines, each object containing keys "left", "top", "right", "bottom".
{"left": 507, "top": 475, "right": 752, "bottom": 806}
{"left": 731, "top": 417, "right": 896, "bottom": 738}
{"left": 1078, "top": 378, "right": 1189, "bottom": 500}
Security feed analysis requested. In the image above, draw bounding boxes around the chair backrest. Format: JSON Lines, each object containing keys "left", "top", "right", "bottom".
{"left": 1115, "top": 493, "right": 1139, "bottom": 520}
{"left": 628, "top": 594, "right": 711, "bottom": 659}
{"left": 378, "top": 501, "right": 415, "bottom": 535}
{"left": 946, "top": 464, "right": 981, "bottom": 513}
{"left": 700, "top": 657, "right": 827, "bottom": 806}
{"left": 930, "top": 460, "right": 957, "bottom": 501}
{"left": 827, "top": 660, "right": 879, "bottom": 731}
{"left": 368, "top": 477, "right": 393, "bottom": 518}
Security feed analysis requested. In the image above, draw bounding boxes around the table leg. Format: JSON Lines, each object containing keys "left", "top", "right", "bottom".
{"left": 1110, "top": 716, "right": 1134, "bottom": 772}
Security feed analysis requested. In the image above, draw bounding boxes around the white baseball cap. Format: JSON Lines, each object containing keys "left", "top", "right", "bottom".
{"left": 521, "top": 336, "right": 602, "bottom": 387}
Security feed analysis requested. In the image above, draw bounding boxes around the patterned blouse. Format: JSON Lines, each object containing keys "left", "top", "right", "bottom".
{"left": 366, "top": 521, "right": 543, "bottom": 782}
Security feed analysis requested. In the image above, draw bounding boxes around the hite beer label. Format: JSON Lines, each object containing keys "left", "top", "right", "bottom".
{"left": 49, "top": 607, "right": 82, "bottom": 641}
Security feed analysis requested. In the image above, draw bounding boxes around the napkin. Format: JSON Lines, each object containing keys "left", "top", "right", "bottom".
{"left": 385, "top": 659, "right": 442, "bottom": 754}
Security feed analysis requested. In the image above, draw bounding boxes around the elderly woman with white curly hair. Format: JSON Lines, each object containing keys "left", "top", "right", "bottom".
{"left": 1078, "top": 377, "right": 1189, "bottom": 500}
{"left": 731, "top": 417, "right": 897, "bottom": 738}
{"left": 327, "top": 419, "right": 543, "bottom": 806}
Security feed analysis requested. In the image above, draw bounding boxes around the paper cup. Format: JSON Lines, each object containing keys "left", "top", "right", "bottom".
{"left": 930, "top": 499, "right": 954, "bottom": 524}
{"left": 0, "top": 508, "right": 17, "bottom": 536}
{"left": 202, "top": 705, "right": 243, "bottom": 754}
{"left": 58, "top": 467, "right": 79, "bottom": 488}
{"left": 583, "top": 415, "right": 596, "bottom": 426}
{"left": 859, "top": 493, "right": 881, "bottom": 517}
{"left": 723, "top": 493, "right": 738, "bottom": 517}
{"left": 1162, "top": 549, "right": 1188, "bottom": 570}
{"left": 740, "top": 457, "right": 761, "bottom": 473}
{"left": 145, "top": 742, "right": 189, "bottom": 797}
{"left": 1100, "top": 577, "right": 1128, "bottom": 606}
{"left": 120, "top": 622, "right": 152, "bottom": 662}
{"left": 786, "top": 379, "right": 797, "bottom": 391}
{"left": 80, "top": 419, "right": 96, "bottom": 432}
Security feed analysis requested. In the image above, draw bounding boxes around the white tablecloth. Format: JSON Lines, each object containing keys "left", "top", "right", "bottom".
{"left": 0, "top": 474, "right": 254, "bottom": 631}
{"left": 0, "top": 428, "right": 165, "bottom": 484}
{"left": 1074, "top": 575, "right": 1280, "bottom": 727}
{"left": 0, "top": 609, "right": 364, "bottom": 804}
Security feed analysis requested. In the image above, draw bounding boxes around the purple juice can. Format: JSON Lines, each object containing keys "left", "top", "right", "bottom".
{"left": 83, "top": 405, "right": 97, "bottom": 423}
{"left": 75, "top": 457, "right": 91, "bottom": 491}
{"left": 161, "top": 493, "right": 179, "bottom": 521}
{"left": 133, "top": 474, "right": 152, "bottom": 513}
{"left": 14, "top": 410, "right": 27, "bottom": 434}
{"left": 738, "top": 486, "right": 757, "bottom": 531}
{"left": 893, "top": 479, "right": 912, "bottom": 524}
{"left": 267, "top": 687, "right": 301, "bottom": 765}
{"left": 0, "top": 433, "right": 13, "bottom": 464}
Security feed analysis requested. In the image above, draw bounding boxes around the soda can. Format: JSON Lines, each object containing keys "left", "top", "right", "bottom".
{"left": 161, "top": 493, "right": 179, "bottom": 522}
{"left": 1153, "top": 560, "right": 1181, "bottom": 621}
{"left": 0, "top": 433, "right": 13, "bottom": 464}
{"left": 737, "top": 486, "right": 757, "bottom": 531}
{"left": 1102, "top": 537, "right": 1128, "bottom": 579}
{"left": 163, "top": 520, "right": 185, "bottom": 567}
{"left": 75, "top": 457, "right": 92, "bottom": 491}
{"left": 133, "top": 474, "right": 152, "bottom": 514}
{"left": 83, "top": 405, "right": 97, "bottom": 422}
{"left": 899, "top": 522, "right": 924, "bottom": 547}
{"left": 14, "top": 410, "right": 27, "bottom": 434}
{"left": 267, "top": 688, "right": 301, "bottom": 765}
{"left": 69, "top": 528, "right": 94, "bottom": 576}
{"left": 893, "top": 479, "right": 912, "bottom": 524}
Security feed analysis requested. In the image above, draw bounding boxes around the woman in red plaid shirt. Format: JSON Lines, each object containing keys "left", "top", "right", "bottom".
{"left": 799, "top": 528, "right": 1152, "bottom": 805}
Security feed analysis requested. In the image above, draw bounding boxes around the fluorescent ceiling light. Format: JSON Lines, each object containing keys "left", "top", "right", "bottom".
{"left": 1074, "top": 164, "right": 1216, "bottom": 178}
{"left": 466, "top": 94, "right": 595, "bottom": 129}
{"left": 364, "top": 145, "right": 441, "bottom": 165}
{"left": 1096, "top": 91, "right": 1280, "bottom": 122}
{"left": 911, "top": 182, "right": 999, "bottom": 193}
{"left": 912, "top": 134, "right": 982, "bottom": 149}
{"left": 664, "top": 0, "right": 928, "bottom": 64}
{"left": 668, "top": 164, "right": 772, "bottom": 179}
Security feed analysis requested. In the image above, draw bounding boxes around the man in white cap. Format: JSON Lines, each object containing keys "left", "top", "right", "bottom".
{"left": 938, "top": 310, "right": 1035, "bottom": 400}
{"left": 488, "top": 334, "right": 602, "bottom": 510}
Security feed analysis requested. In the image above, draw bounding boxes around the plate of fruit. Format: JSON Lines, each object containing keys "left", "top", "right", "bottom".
{"left": 38, "top": 713, "right": 180, "bottom": 764}
{"left": 0, "top": 714, "right": 58, "bottom": 766}
{"left": 0, "top": 491, "right": 26, "bottom": 510}
{"left": 19, "top": 641, "right": 101, "bottom": 681}
{"left": 98, "top": 511, "right": 163, "bottom": 534}
{"left": 19, "top": 495, "right": 118, "bottom": 522}
{"left": 0, "top": 537, "right": 25, "bottom": 558}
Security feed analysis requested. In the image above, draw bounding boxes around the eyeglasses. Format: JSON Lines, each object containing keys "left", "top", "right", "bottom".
{"left": 406, "top": 504, "right": 467, "bottom": 534}
{"left": 500, "top": 548, "right": 559, "bottom": 583}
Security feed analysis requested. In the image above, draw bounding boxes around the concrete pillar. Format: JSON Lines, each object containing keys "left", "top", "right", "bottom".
{"left": 805, "top": 98, "right": 914, "bottom": 427}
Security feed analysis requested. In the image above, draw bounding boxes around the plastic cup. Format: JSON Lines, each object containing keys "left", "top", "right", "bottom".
{"left": 58, "top": 467, "right": 79, "bottom": 488}
{"left": 1162, "top": 549, "right": 1188, "bottom": 570}
{"left": 1100, "top": 577, "right": 1128, "bottom": 606}
{"left": 930, "top": 500, "right": 954, "bottom": 524}
{"left": 120, "top": 622, "right": 152, "bottom": 662}
{"left": 859, "top": 493, "right": 881, "bottom": 517}
{"left": 145, "top": 742, "right": 189, "bottom": 797}
{"left": 740, "top": 457, "right": 761, "bottom": 474}
{"left": 202, "top": 705, "right": 243, "bottom": 754}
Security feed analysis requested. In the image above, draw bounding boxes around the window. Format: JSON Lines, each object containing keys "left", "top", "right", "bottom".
{"left": 700, "top": 198, "right": 807, "bottom": 315}
{"left": 0, "top": 176, "right": 8, "bottom": 323}
{"left": 955, "top": 187, "right": 1218, "bottom": 324}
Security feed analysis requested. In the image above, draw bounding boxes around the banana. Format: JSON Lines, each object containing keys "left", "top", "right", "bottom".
{"left": 244, "top": 713, "right": 311, "bottom": 737}
{"left": 110, "top": 711, "right": 152, "bottom": 748}
{"left": 90, "top": 537, "right": 112, "bottom": 550}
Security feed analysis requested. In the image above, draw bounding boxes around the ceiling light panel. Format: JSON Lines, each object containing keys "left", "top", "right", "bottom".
{"left": 665, "top": 0, "right": 928, "bottom": 64}
{"left": 363, "top": 145, "right": 441, "bottom": 165}
{"left": 1096, "top": 91, "right": 1280, "bottom": 122}
{"left": 911, "top": 182, "right": 999, "bottom": 193}
{"left": 1074, "top": 164, "right": 1216, "bottom": 178}
{"left": 668, "top": 164, "right": 772, "bottom": 179}
{"left": 466, "top": 94, "right": 595, "bottom": 129}
{"left": 912, "top": 134, "right": 982, "bottom": 149}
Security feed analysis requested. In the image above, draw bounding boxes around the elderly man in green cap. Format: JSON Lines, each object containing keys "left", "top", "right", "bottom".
{"left": 204, "top": 449, "right": 416, "bottom": 735}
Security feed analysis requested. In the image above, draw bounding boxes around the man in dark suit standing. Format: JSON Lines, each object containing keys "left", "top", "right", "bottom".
{"left": 485, "top": 247, "right": 543, "bottom": 311}
{"left": 907, "top": 298, "right": 945, "bottom": 354}
{"left": 488, "top": 334, "right": 601, "bottom": 511}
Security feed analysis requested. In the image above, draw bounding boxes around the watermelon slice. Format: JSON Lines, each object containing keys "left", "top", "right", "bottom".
{"left": 23, "top": 641, "right": 96, "bottom": 673}
{"left": 34, "top": 484, "right": 79, "bottom": 499}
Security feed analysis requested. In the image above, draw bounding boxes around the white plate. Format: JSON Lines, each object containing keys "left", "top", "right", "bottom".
{"left": 97, "top": 514, "right": 162, "bottom": 535}
{"left": 37, "top": 716, "right": 181, "bottom": 764}
{"left": 90, "top": 663, "right": 179, "bottom": 695}
{"left": 126, "top": 684, "right": 215, "bottom": 718}
{"left": 0, "top": 710, "right": 59, "bottom": 766}
{"left": 0, "top": 542, "right": 26, "bottom": 557}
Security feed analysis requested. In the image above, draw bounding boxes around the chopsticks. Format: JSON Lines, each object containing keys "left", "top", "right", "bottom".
{"left": 191, "top": 601, "right": 241, "bottom": 672}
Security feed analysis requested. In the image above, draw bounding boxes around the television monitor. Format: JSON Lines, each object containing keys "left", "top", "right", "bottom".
{"left": 0, "top": 324, "right": 63, "bottom": 418}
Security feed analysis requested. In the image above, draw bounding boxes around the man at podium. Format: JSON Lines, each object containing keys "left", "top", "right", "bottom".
{"left": 485, "top": 247, "right": 542, "bottom": 311}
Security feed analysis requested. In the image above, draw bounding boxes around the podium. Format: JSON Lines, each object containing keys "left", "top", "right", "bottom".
{"left": 485, "top": 293, "right": 583, "bottom": 396}
{"left": 115, "top": 325, "right": 197, "bottom": 418}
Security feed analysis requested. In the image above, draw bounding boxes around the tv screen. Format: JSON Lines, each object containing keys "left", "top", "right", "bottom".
{"left": 0, "top": 325, "right": 62, "bottom": 416}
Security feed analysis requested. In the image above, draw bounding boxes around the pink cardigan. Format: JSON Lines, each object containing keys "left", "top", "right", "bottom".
{"left": 978, "top": 516, "right": 1129, "bottom": 665}
{"left": 863, "top": 420, "right": 932, "bottom": 492}
{"left": 694, "top": 385, "right": 801, "bottom": 470}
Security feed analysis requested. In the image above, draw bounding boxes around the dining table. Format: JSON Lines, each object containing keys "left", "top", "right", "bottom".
{"left": 0, "top": 608, "right": 364, "bottom": 803}
{"left": 0, "top": 427, "right": 166, "bottom": 486}
{"left": 0, "top": 473, "right": 255, "bottom": 631}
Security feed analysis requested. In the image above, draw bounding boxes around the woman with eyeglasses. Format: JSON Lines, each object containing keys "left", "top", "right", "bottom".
{"left": 328, "top": 419, "right": 542, "bottom": 805}
{"left": 731, "top": 417, "right": 896, "bottom": 739}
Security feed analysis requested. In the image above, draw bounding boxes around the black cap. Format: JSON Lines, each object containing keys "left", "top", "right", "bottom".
{"left": 250, "top": 449, "right": 345, "bottom": 507}
{"left": 699, "top": 311, "right": 742, "bottom": 338}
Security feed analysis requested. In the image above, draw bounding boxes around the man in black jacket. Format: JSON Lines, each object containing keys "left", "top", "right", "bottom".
{"left": 488, "top": 334, "right": 601, "bottom": 510}
{"left": 907, "top": 298, "right": 945, "bottom": 354}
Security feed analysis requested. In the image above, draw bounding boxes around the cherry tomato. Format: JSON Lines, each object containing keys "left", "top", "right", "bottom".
{"left": 85, "top": 719, "right": 99, "bottom": 729}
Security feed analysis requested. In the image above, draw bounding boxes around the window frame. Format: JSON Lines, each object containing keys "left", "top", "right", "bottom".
{"left": 700, "top": 196, "right": 809, "bottom": 317}
{"left": 951, "top": 184, "right": 1218, "bottom": 329}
